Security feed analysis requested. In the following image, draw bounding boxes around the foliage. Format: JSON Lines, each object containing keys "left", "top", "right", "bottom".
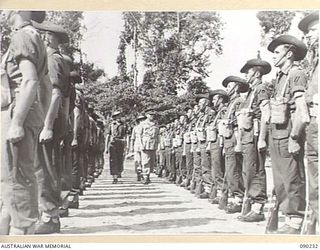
{"left": 256, "top": 11, "right": 296, "bottom": 46}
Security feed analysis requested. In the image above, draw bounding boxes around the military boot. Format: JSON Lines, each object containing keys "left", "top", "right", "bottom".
{"left": 218, "top": 191, "right": 228, "bottom": 210}
{"left": 10, "top": 224, "right": 36, "bottom": 235}
{"left": 35, "top": 216, "right": 60, "bottom": 234}
{"left": 175, "top": 175, "right": 183, "bottom": 185}
{"left": 190, "top": 180, "right": 197, "bottom": 194}
{"left": 195, "top": 181, "right": 203, "bottom": 198}
{"left": 68, "top": 192, "right": 80, "bottom": 209}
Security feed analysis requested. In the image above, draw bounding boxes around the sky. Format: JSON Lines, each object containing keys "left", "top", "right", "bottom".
{"left": 81, "top": 10, "right": 306, "bottom": 91}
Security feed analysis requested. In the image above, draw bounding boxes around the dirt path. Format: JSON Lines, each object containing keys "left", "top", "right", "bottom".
{"left": 60, "top": 159, "right": 276, "bottom": 235}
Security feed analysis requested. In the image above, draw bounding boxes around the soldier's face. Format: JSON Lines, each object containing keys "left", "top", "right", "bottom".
{"left": 187, "top": 109, "right": 193, "bottom": 118}
{"left": 193, "top": 105, "right": 199, "bottom": 113}
{"left": 273, "top": 45, "right": 290, "bottom": 68}
{"left": 212, "top": 95, "right": 221, "bottom": 108}
{"left": 226, "top": 82, "right": 236, "bottom": 94}
{"left": 198, "top": 98, "right": 208, "bottom": 110}
{"left": 306, "top": 20, "right": 319, "bottom": 46}
{"left": 179, "top": 116, "right": 186, "bottom": 124}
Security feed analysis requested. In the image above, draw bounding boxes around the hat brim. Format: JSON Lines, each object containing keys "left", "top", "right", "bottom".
{"left": 32, "top": 21, "right": 69, "bottom": 44}
{"left": 298, "top": 12, "right": 319, "bottom": 33}
{"left": 267, "top": 36, "right": 307, "bottom": 61}
{"left": 240, "top": 62, "right": 271, "bottom": 75}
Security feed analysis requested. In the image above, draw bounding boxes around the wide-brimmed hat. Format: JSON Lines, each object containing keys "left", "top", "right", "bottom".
{"left": 70, "top": 71, "right": 82, "bottom": 83}
{"left": 222, "top": 76, "right": 249, "bottom": 93}
{"left": 267, "top": 35, "right": 308, "bottom": 61}
{"left": 195, "top": 92, "right": 210, "bottom": 102}
{"left": 240, "top": 58, "right": 272, "bottom": 75}
{"left": 136, "top": 114, "right": 146, "bottom": 121}
{"left": 298, "top": 11, "right": 319, "bottom": 33}
{"left": 32, "top": 20, "right": 69, "bottom": 44}
{"left": 209, "top": 89, "right": 229, "bottom": 103}
{"left": 20, "top": 11, "right": 46, "bottom": 23}
{"left": 112, "top": 111, "right": 122, "bottom": 118}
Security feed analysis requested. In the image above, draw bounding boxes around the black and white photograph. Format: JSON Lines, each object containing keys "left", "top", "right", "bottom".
{"left": 0, "top": 8, "right": 318, "bottom": 237}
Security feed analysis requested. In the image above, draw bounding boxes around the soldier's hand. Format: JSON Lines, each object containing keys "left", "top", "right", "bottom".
{"left": 8, "top": 124, "right": 25, "bottom": 143}
{"left": 234, "top": 143, "right": 242, "bottom": 153}
{"left": 288, "top": 137, "right": 300, "bottom": 156}
{"left": 71, "top": 138, "right": 78, "bottom": 148}
{"left": 39, "top": 127, "right": 53, "bottom": 143}
{"left": 60, "top": 140, "right": 65, "bottom": 148}
{"left": 257, "top": 139, "right": 267, "bottom": 151}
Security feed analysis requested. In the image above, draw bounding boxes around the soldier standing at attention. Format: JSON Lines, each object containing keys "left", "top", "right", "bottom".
{"left": 298, "top": 11, "right": 319, "bottom": 234}
{"left": 130, "top": 114, "right": 147, "bottom": 181}
{"left": 33, "top": 21, "right": 70, "bottom": 234}
{"left": 140, "top": 109, "right": 159, "bottom": 185}
{"left": 106, "top": 111, "right": 126, "bottom": 184}
{"left": 164, "top": 123, "right": 174, "bottom": 181}
{"left": 0, "top": 11, "right": 48, "bottom": 235}
{"left": 236, "top": 58, "right": 272, "bottom": 222}
{"left": 157, "top": 125, "right": 167, "bottom": 178}
{"left": 219, "top": 76, "right": 248, "bottom": 213}
{"left": 195, "top": 94, "right": 215, "bottom": 199}
{"left": 175, "top": 115, "right": 188, "bottom": 186}
{"left": 206, "top": 89, "right": 228, "bottom": 204}
{"left": 267, "top": 34, "right": 308, "bottom": 234}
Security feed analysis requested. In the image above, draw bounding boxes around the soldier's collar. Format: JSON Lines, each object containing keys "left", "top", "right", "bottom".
{"left": 47, "top": 46, "right": 61, "bottom": 57}
{"left": 279, "top": 62, "right": 294, "bottom": 75}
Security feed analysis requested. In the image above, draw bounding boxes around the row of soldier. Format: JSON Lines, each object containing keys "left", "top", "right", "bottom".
{"left": 130, "top": 11, "right": 318, "bottom": 235}
{"left": 0, "top": 11, "right": 105, "bottom": 235}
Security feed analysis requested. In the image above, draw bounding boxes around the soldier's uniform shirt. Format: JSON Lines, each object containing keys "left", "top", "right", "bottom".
{"left": 305, "top": 44, "right": 319, "bottom": 222}
{"left": 269, "top": 64, "right": 307, "bottom": 218}
{"left": 36, "top": 46, "right": 71, "bottom": 218}
{"left": 238, "top": 80, "right": 270, "bottom": 204}
{"left": 1, "top": 22, "right": 48, "bottom": 228}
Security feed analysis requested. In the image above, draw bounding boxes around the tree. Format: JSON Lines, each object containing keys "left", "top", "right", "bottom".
{"left": 120, "top": 11, "right": 224, "bottom": 94}
{"left": 256, "top": 11, "right": 296, "bottom": 46}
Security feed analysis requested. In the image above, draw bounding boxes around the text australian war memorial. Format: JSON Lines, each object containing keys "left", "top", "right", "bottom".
{"left": 0, "top": 10, "right": 318, "bottom": 235}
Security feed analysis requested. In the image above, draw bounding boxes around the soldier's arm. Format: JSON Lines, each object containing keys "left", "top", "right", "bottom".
{"left": 258, "top": 100, "right": 270, "bottom": 151}
{"left": 8, "top": 59, "right": 39, "bottom": 142}
{"left": 72, "top": 106, "right": 81, "bottom": 146}
{"left": 39, "top": 74, "right": 53, "bottom": 116}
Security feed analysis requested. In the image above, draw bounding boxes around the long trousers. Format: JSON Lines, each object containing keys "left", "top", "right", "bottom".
{"left": 269, "top": 133, "right": 306, "bottom": 218}
{"left": 1, "top": 103, "right": 42, "bottom": 229}
{"left": 306, "top": 117, "right": 318, "bottom": 222}
{"left": 241, "top": 129, "right": 267, "bottom": 204}
{"left": 209, "top": 141, "right": 224, "bottom": 191}
{"left": 223, "top": 135, "right": 244, "bottom": 199}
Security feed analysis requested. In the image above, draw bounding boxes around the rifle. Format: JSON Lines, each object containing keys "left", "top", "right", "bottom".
{"left": 265, "top": 199, "right": 280, "bottom": 233}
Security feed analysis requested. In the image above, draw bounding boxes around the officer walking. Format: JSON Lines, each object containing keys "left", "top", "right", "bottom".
{"left": 140, "top": 109, "right": 159, "bottom": 184}
{"left": 130, "top": 114, "right": 147, "bottom": 181}
{"left": 106, "top": 111, "right": 126, "bottom": 184}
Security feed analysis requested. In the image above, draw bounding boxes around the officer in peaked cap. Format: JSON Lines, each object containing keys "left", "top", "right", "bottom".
{"left": 237, "top": 58, "right": 272, "bottom": 223}
{"left": 140, "top": 108, "right": 160, "bottom": 184}
{"left": 106, "top": 111, "right": 126, "bottom": 184}
{"left": 266, "top": 34, "right": 309, "bottom": 234}
{"left": 298, "top": 11, "right": 319, "bottom": 234}
{"left": 130, "top": 114, "right": 147, "bottom": 181}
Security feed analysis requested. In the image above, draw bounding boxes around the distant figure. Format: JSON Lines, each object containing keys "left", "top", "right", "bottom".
{"left": 106, "top": 111, "right": 126, "bottom": 184}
